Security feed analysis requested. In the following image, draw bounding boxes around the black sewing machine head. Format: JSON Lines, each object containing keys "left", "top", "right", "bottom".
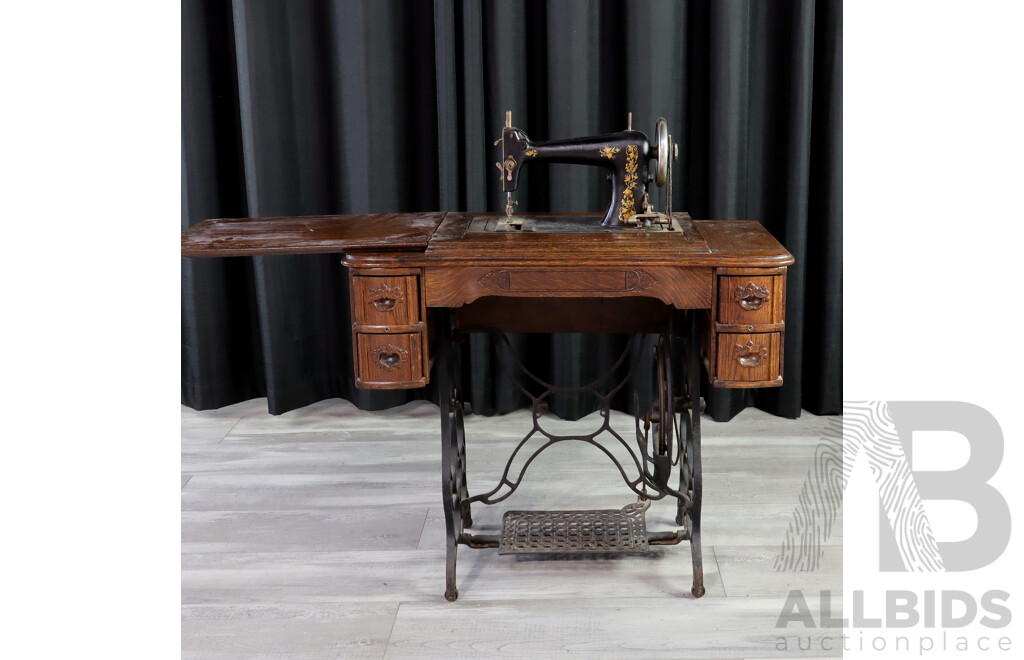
{"left": 495, "top": 111, "right": 677, "bottom": 228}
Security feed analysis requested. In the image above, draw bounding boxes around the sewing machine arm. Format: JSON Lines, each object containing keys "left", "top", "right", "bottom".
{"left": 498, "top": 125, "right": 657, "bottom": 227}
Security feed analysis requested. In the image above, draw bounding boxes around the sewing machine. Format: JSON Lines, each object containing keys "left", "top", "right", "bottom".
{"left": 497, "top": 111, "right": 675, "bottom": 228}
{"left": 181, "top": 114, "right": 793, "bottom": 601}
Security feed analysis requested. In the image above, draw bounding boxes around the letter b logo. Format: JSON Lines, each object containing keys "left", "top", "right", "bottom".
{"left": 874, "top": 402, "right": 1010, "bottom": 571}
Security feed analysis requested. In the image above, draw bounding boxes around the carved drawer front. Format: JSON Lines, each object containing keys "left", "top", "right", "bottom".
{"left": 715, "top": 332, "right": 782, "bottom": 386}
{"left": 717, "top": 275, "right": 782, "bottom": 326}
{"left": 353, "top": 275, "right": 420, "bottom": 327}
{"left": 355, "top": 332, "right": 424, "bottom": 389}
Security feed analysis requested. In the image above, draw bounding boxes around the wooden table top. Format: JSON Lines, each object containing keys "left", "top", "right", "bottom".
{"left": 181, "top": 212, "right": 793, "bottom": 267}
{"left": 180, "top": 213, "right": 445, "bottom": 258}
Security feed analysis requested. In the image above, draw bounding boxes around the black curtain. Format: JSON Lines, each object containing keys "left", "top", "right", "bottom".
{"left": 182, "top": 0, "right": 842, "bottom": 420}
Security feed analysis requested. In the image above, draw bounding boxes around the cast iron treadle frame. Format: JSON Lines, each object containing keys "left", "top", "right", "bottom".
{"left": 437, "top": 309, "right": 704, "bottom": 602}
{"left": 499, "top": 504, "right": 650, "bottom": 554}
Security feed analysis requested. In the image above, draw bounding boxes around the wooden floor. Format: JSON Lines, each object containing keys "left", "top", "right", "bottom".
{"left": 183, "top": 398, "right": 842, "bottom": 659}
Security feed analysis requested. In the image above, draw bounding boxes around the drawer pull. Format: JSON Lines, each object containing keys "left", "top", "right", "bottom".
{"left": 369, "top": 283, "right": 404, "bottom": 312}
{"left": 735, "top": 282, "right": 770, "bottom": 311}
{"left": 372, "top": 344, "right": 409, "bottom": 371}
{"left": 733, "top": 340, "right": 769, "bottom": 368}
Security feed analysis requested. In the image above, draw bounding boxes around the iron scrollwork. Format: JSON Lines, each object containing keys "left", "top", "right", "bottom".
{"left": 438, "top": 312, "right": 706, "bottom": 600}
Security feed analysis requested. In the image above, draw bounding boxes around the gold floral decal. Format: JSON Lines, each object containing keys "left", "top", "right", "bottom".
{"left": 618, "top": 145, "right": 639, "bottom": 223}
{"left": 525, "top": 149, "right": 538, "bottom": 157}
{"left": 599, "top": 146, "right": 620, "bottom": 160}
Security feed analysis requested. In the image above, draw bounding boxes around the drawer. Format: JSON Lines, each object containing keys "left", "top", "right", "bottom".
{"left": 355, "top": 332, "right": 425, "bottom": 389}
{"left": 717, "top": 275, "right": 782, "bottom": 326}
{"left": 352, "top": 275, "right": 420, "bottom": 327}
{"left": 715, "top": 332, "right": 782, "bottom": 386}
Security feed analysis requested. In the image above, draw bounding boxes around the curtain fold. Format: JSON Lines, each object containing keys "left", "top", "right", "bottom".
{"left": 182, "top": 0, "right": 842, "bottom": 419}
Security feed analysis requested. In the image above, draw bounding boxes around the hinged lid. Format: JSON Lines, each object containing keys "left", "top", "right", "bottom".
{"left": 181, "top": 212, "right": 444, "bottom": 258}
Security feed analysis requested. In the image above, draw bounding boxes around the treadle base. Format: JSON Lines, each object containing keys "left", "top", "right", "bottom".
{"left": 499, "top": 505, "right": 649, "bottom": 555}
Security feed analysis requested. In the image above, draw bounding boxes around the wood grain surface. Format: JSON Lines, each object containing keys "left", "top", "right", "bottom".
{"left": 717, "top": 275, "right": 783, "bottom": 326}
{"left": 180, "top": 213, "right": 445, "bottom": 257}
{"left": 423, "top": 212, "right": 712, "bottom": 258}
{"left": 424, "top": 265, "right": 712, "bottom": 308}
{"left": 352, "top": 275, "right": 421, "bottom": 327}
{"left": 715, "top": 331, "right": 782, "bottom": 386}
{"left": 180, "top": 211, "right": 795, "bottom": 391}
{"left": 180, "top": 212, "right": 793, "bottom": 267}
{"left": 455, "top": 297, "right": 677, "bottom": 334}
{"left": 354, "top": 332, "right": 424, "bottom": 388}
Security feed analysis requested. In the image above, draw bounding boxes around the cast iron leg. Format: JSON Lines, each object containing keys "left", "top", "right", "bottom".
{"left": 438, "top": 309, "right": 463, "bottom": 601}
{"left": 675, "top": 418, "right": 689, "bottom": 527}
{"left": 688, "top": 445, "right": 704, "bottom": 599}
{"left": 455, "top": 399, "right": 472, "bottom": 529}
{"left": 676, "top": 314, "right": 704, "bottom": 598}
{"left": 688, "top": 315, "right": 705, "bottom": 598}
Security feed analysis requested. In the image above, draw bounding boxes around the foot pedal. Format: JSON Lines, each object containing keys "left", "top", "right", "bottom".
{"left": 499, "top": 503, "right": 650, "bottom": 555}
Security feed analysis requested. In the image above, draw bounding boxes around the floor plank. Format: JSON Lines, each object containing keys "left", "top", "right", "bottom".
{"left": 383, "top": 595, "right": 841, "bottom": 659}
{"left": 181, "top": 399, "right": 269, "bottom": 445}
{"left": 181, "top": 473, "right": 437, "bottom": 512}
{"left": 182, "top": 434, "right": 438, "bottom": 476}
{"left": 182, "top": 508, "right": 428, "bottom": 553}
{"left": 182, "top": 602, "right": 398, "bottom": 660}
{"left": 712, "top": 545, "right": 842, "bottom": 597}
{"left": 183, "top": 546, "right": 722, "bottom": 605}
{"left": 181, "top": 416, "right": 240, "bottom": 446}
{"left": 225, "top": 399, "right": 437, "bottom": 436}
